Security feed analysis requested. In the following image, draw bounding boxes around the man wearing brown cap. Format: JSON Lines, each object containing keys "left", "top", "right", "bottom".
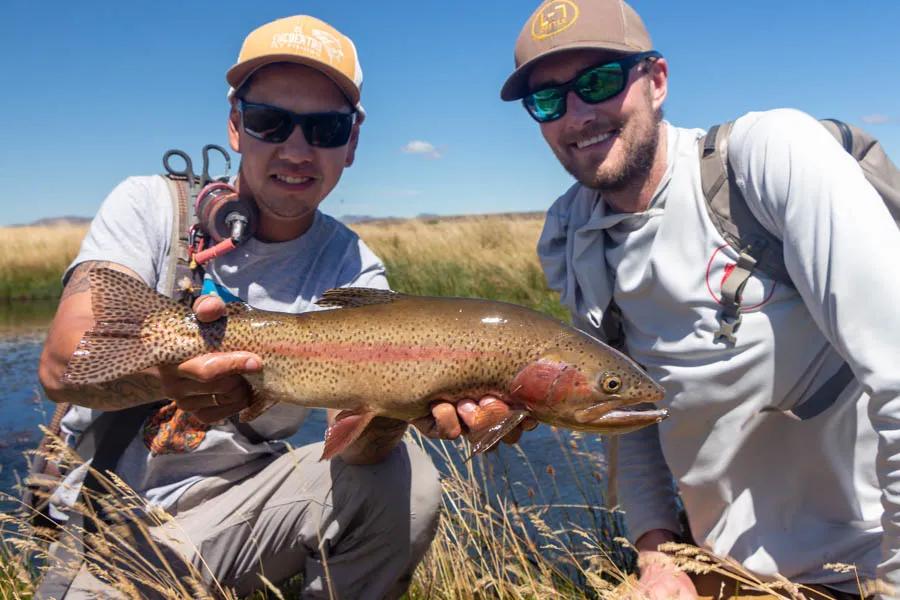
{"left": 497, "top": 0, "right": 900, "bottom": 598}
{"left": 38, "top": 15, "right": 446, "bottom": 599}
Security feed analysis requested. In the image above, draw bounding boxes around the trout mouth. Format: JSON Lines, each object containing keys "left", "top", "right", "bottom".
{"left": 573, "top": 397, "right": 668, "bottom": 430}
{"left": 579, "top": 407, "right": 668, "bottom": 433}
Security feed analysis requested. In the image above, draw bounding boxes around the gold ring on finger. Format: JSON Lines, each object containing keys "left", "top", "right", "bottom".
{"left": 212, "top": 393, "right": 221, "bottom": 406}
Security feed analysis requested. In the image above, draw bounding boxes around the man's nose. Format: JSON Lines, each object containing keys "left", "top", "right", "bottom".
{"left": 564, "top": 90, "right": 598, "bottom": 125}
{"left": 278, "top": 125, "right": 314, "bottom": 161}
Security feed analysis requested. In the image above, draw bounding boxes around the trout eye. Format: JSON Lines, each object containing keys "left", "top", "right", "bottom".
{"left": 600, "top": 374, "right": 622, "bottom": 394}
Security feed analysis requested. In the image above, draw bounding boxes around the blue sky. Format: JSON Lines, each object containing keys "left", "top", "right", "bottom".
{"left": 2, "top": 1, "right": 898, "bottom": 226}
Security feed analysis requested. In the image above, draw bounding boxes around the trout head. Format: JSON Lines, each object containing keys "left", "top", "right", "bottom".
{"left": 509, "top": 334, "right": 667, "bottom": 435}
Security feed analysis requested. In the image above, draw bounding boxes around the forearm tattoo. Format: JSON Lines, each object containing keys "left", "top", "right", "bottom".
{"left": 60, "top": 261, "right": 116, "bottom": 301}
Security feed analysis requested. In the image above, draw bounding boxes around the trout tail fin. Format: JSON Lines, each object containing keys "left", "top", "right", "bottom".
{"left": 62, "top": 268, "right": 189, "bottom": 385}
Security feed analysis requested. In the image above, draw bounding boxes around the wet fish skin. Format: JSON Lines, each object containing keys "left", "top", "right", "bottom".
{"left": 63, "top": 268, "right": 667, "bottom": 458}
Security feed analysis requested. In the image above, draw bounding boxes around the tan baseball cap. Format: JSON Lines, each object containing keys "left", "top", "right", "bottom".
{"left": 227, "top": 15, "right": 364, "bottom": 110}
{"left": 501, "top": 0, "right": 653, "bottom": 101}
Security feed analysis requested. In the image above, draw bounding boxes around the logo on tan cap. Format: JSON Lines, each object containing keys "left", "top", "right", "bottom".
{"left": 227, "top": 15, "right": 364, "bottom": 107}
{"left": 271, "top": 24, "right": 346, "bottom": 67}
{"left": 531, "top": 0, "right": 580, "bottom": 40}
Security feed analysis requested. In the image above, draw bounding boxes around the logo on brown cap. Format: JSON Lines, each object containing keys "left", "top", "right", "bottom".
{"left": 531, "top": 1, "right": 581, "bottom": 40}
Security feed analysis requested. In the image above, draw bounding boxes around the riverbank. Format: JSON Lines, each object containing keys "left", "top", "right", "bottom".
{"left": 0, "top": 224, "right": 86, "bottom": 302}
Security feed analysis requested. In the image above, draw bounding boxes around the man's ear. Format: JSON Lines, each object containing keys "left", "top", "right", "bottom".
{"left": 344, "top": 123, "right": 361, "bottom": 168}
{"left": 649, "top": 58, "right": 669, "bottom": 111}
{"left": 227, "top": 103, "right": 241, "bottom": 153}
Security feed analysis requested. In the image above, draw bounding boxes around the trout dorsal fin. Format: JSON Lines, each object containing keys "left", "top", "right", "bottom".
{"left": 316, "top": 287, "right": 399, "bottom": 309}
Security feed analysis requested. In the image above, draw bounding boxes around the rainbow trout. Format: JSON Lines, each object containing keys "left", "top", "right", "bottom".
{"left": 64, "top": 268, "right": 667, "bottom": 459}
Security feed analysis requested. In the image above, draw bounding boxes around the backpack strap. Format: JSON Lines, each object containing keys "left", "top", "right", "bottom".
{"left": 161, "top": 175, "right": 203, "bottom": 304}
{"left": 699, "top": 121, "right": 796, "bottom": 344}
{"left": 820, "top": 118, "right": 900, "bottom": 224}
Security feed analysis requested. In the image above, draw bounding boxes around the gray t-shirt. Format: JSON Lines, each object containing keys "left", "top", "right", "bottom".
{"left": 58, "top": 175, "right": 388, "bottom": 510}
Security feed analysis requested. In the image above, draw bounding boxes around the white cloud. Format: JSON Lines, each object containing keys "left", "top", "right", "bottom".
{"left": 862, "top": 113, "right": 892, "bottom": 125}
{"left": 402, "top": 140, "right": 443, "bottom": 159}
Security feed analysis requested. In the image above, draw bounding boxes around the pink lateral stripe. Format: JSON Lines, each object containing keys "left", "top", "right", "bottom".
{"left": 258, "top": 341, "right": 489, "bottom": 363}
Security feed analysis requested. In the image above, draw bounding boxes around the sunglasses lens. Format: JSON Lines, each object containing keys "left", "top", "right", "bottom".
{"left": 524, "top": 89, "right": 565, "bottom": 123}
{"left": 576, "top": 64, "right": 626, "bottom": 103}
{"left": 302, "top": 113, "right": 354, "bottom": 148}
{"left": 241, "top": 104, "right": 293, "bottom": 143}
{"left": 241, "top": 102, "right": 353, "bottom": 147}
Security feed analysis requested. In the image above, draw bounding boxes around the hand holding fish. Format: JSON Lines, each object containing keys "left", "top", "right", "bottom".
{"left": 159, "top": 293, "right": 263, "bottom": 424}
{"left": 413, "top": 397, "right": 539, "bottom": 446}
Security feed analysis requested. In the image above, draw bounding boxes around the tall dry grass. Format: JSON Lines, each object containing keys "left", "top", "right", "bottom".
{"left": 1, "top": 215, "right": 566, "bottom": 319}
{"left": 351, "top": 215, "right": 566, "bottom": 320}
{"left": 0, "top": 225, "right": 88, "bottom": 301}
{"left": 2, "top": 431, "right": 871, "bottom": 600}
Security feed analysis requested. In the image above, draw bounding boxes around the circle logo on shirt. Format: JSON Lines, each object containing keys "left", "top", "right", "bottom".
{"left": 143, "top": 402, "right": 211, "bottom": 455}
{"left": 705, "top": 244, "right": 777, "bottom": 310}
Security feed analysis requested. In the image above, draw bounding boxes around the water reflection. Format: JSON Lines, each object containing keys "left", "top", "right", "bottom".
{"left": 0, "top": 299, "right": 58, "bottom": 334}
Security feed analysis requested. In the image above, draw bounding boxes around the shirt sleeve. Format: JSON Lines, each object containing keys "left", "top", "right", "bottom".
{"left": 66, "top": 176, "right": 173, "bottom": 287}
{"left": 571, "top": 313, "right": 683, "bottom": 542}
{"left": 730, "top": 109, "right": 900, "bottom": 593}
{"left": 340, "top": 237, "right": 389, "bottom": 291}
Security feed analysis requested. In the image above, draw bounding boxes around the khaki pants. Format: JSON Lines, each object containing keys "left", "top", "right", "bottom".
{"left": 38, "top": 439, "right": 442, "bottom": 600}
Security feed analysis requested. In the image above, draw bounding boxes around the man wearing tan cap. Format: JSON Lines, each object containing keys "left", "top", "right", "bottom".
{"left": 38, "top": 15, "right": 446, "bottom": 599}
{"left": 495, "top": 0, "right": 900, "bottom": 598}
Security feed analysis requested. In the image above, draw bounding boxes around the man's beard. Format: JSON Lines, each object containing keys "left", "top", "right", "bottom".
{"left": 559, "top": 101, "right": 662, "bottom": 194}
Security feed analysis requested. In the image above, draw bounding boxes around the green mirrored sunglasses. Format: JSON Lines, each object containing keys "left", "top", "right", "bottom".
{"left": 523, "top": 51, "right": 662, "bottom": 123}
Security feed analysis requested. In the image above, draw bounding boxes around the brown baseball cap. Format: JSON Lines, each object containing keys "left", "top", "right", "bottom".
{"left": 501, "top": 0, "right": 653, "bottom": 101}
{"left": 227, "top": 15, "right": 364, "bottom": 109}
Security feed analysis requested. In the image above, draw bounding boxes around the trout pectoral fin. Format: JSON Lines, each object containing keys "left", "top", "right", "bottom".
{"left": 468, "top": 410, "right": 529, "bottom": 456}
{"left": 321, "top": 410, "right": 376, "bottom": 461}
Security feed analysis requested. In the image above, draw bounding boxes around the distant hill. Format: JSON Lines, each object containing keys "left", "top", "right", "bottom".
{"left": 9, "top": 216, "right": 92, "bottom": 228}
{"left": 339, "top": 214, "right": 381, "bottom": 224}
{"left": 10, "top": 211, "right": 544, "bottom": 229}
{"left": 340, "top": 211, "right": 544, "bottom": 225}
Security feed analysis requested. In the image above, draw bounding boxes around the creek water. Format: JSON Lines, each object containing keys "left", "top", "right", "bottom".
{"left": 0, "top": 301, "right": 627, "bottom": 564}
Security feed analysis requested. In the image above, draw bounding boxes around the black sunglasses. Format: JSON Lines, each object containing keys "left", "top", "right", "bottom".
{"left": 238, "top": 100, "right": 355, "bottom": 147}
{"left": 523, "top": 51, "right": 662, "bottom": 123}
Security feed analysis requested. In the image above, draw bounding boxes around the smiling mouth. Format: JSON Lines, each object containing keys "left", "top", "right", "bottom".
{"left": 273, "top": 174, "right": 315, "bottom": 185}
{"left": 574, "top": 130, "right": 619, "bottom": 150}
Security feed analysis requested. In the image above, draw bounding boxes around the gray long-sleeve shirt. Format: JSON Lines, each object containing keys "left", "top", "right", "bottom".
{"left": 538, "top": 110, "right": 900, "bottom": 595}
